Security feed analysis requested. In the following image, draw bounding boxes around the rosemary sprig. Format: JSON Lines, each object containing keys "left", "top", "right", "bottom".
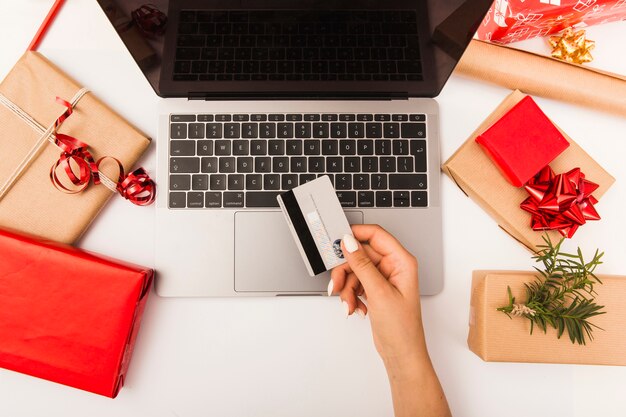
{"left": 497, "top": 235, "right": 605, "bottom": 345}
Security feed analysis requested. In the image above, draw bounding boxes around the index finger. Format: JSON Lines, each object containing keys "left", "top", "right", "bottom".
{"left": 350, "top": 224, "right": 409, "bottom": 257}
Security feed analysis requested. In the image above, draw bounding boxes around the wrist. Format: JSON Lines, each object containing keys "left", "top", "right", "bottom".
{"left": 381, "top": 342, "right": 431, "bottom": 383}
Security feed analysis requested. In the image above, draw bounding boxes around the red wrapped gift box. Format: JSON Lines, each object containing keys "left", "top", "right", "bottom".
{"left": 0, "top": 229, "right": 153, "bottom": 398}
{"left": 476, "top": 0, "right": 626, "bottom": 44}
{"left": 476, "top": 95, "right": 570, "bottom": 187}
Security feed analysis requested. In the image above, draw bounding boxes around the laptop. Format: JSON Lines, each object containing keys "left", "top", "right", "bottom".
{"left": 96, "top": 0, "right": 492, "bottom": 296}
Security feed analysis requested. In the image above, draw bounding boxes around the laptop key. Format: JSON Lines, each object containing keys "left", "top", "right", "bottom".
{"left": 290, "top": 157, "right": 307, "bottom": 172}
{"left": 224, "top": 192, "right": 245, "bottom": 208}
{"left": 246, "top": 174, "right": 263, "bottom": 190}
{"left": 171, "top": 115, "right": 196, "bottom": 122}
{"left": 224, "top": 123, "right": 241, "bottom": 139}
{"left": 273, "top": 157, "right": 289, "bottom": 172}
{"left": 345, "top": 157, "right": 360, "bottom": 172}
{"left": 170, "top": 140, "right": 195, "bottom": 156}
{"left": 330, "top": 123, "right": 347, "bottom": 138}
{"left": 207, "top": 123, "right": 222, "bottom": 138}
{"left": 299, "top": 174, "right": 316, "bottom": 185}
{"left": 375, "top": 140, "right": 391, "bottom": 155}
{"left": 282, "top": 174, "right": 298, "bottom": 190}
{"left": 250, "top": 140, "right": 267, "bottom": 155}
{"left": 286, "top": 140, "right": 303, "bottom": 155}
{"left": 389, "top": 174, "right": 427, "bottom": 189}
{"left": 170, "top": 157, "right": 199, "bottom": 173}
{"left": 366, "top": 123, "right": 382, "bottom": 138}
{"left": 255, "top": 157, "right": 271, "bottom": 173}
{"left": 308, "top": 157, "right": 325, "bottom": 173}
{"left": 215, "top": 140, "right": 231, "bottom": 155}
{"left": 277, "top": 123, "right": 294, "bottom": 138}
{"left": 312, "top": 123, "right": 330, "bottom": 138}
{"left": 353, "top": 174, "right": 370, "bottom": 189}
{"left": 358, "top": 191, "right": 375, "bottom": 207}
{"left": 170, "top": 123, "right": 187, "bottom": 139}
{"left": 246, "top": 192, "right": 281, "bottom": 208}
{"left": 348, "top": 122, "right": 365, "bottom": 138}
{"left": 409, "top": 114, "right": 426, "bottom": 122}
{"left": 205, "top": 192, "right": 222, "bottom": 208}
{"left": 393, "top": 191, "right": 410, "bottom": 207}
{"left": 376, "top": 191, "right": 392, "bottom": 207}
{"left": 228, "top": 174, "right": 244, "bottom": 190}
{"left": 410, "top": 140, "right": 427, "bottom": 172}
{"left": 169, "top": 192, "right": 186, "bottom": 208}
{"left": 237, "top": 157, "right": 253, "bottom": 173}
{"left": 322, "top": 139, "right": 338, "bottom": 155}
{"left": 383, "top": 123, "right": 400, "bottom": 138}
{"left": 170, "top": 174, "right": 191, "bottom": 191}
{"left": 380, "top": 157, "right": 396, "bottom": 172}
{"left": 362, "top": 156, "right": 378, "bottom": 172}
{"left": 393, "top": 140, "right": 409, "bottom": 155}
{"left": 304, "top": 140, "right": 320, "bottom": 155}
{"left": 411, "top": 191, "right": 428, "bottom": 207}
{"left": 210, "top": 174, "right": 226, "bottom": 190}
{"left": 268, "top": 140, "right": 284, "bottom": 155}
{"left": 339, "top": 140, "right": 356, "bottom": 155}
{"left": 233, "top": 140, "right": 249, "bottom": 155}
{"left": 260, "top": 123, "right": 276, "bottom": 138}
{"left": 192, "top": 174, "right": 208, "bottom": 190}
{"left": 295, "top": 123, "right": 311, "bottom": 138}
{"left": 242, "top": 123, "right": 258, "bottom": 138}
{"left": 397, "top": 156, "right": 414, "bottom": 172}
{"left": 335, "top": 174, "right": 352, "bottom": 190}
{"left": 201, "top": 157, "right": 218, "bottom": 173}
{"left": 401, "top": 123, "right": 426, "bottom": 138}
{"left": 219, "top": 157, "right": 236, "bottom": 173}
{"left": 264, "top": 174, "right": 280, "bottom": 190}
{"left": 327, "top": 157, "right": 342, "bottom": 172}
{"left": 197, "top": 140, "right": 213, "bottom": 156}
{"left": 357, "top": 139, "right": 374, "bottom": 155}
{"left": 336, "top": 191, "right": 356, "bottom": 208}
{"left": 187, "top": 192, "right": 204, "bottom": 208}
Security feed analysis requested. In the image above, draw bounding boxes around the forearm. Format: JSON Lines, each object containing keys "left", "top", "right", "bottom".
{"left": 384, "top": 351, "right": 451, "bottom": 417}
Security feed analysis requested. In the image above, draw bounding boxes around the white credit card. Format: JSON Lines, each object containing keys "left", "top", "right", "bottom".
{"left": 277, "top": 175, "right": 353, "bottom": 276}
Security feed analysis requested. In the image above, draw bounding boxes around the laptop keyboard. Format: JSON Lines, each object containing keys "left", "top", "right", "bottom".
{"left": 173, "top": 10, "right": 422, "bottom": 81}
{"left": 168, "top": 113, "right": 428, "bottom": 209}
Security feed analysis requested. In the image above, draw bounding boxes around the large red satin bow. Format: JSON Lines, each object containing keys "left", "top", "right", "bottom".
{"left": 520, "top": 166, "right": 600, "bottom": 238}
{"left": 49, "top": 97, "right": 156, "bottom": 206}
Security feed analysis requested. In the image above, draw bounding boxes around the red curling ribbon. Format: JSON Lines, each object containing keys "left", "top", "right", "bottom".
{"left": 520, "top": 166, "right": 600, "bottom": 238}
{"left": 49, "top": 97, "right": 156, "bottom": 205}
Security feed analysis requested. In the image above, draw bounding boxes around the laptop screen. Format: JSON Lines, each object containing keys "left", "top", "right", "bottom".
{"left": 96, "top": 0, "right": 491, "bottom": 98}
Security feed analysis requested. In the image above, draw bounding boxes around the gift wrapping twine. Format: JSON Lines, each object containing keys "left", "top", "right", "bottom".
{"left": 0, "top": 88, "right": 153, "bottom": 204}
{"left": 455, "top": 40, "right": 626, "bottom": 118}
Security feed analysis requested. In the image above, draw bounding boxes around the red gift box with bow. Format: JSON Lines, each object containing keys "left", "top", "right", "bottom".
{"left": 0, "top": 228, "right": 153, "bottom": 398}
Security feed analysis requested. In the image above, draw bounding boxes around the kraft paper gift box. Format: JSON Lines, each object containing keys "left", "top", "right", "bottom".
{"left": 0, "top": 228, "right": 153, "bottom": 397}
{"left": 468, "top": 271, "right": 626, "bottom": 366}
{"left": 442, "top": 90, "right": 615, "bottom": 252}
{"left": 0, "top": 52, "right": 151, "bottom": 244}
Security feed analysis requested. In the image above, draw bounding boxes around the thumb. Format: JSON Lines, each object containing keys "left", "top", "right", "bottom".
{"left": 341, "top": 234, "right": 388, "bottom": 295}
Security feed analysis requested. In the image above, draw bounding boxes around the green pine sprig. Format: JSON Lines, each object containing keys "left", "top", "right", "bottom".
{"left": 497, "top": 235, "right": 605, "bottom": 345}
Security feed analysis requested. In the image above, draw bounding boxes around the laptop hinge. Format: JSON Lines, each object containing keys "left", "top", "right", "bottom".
{"left": 187, "top": 92, "right": 409, "bottom": 101}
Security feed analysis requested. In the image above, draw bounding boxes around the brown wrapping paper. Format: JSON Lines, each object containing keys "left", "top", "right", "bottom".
{"left": 442, "top": 90, "right": 615, "bottom": 252}
{"left": 469, "top": 271, "right": 626, "bottom": 366}
{"left": 0, "top": 52, "right": 151, "bottom": 244}
{"left": 455, "top": 40, "right": 626, "bottom": 118}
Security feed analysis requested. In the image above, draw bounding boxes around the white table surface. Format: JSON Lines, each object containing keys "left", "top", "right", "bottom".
{"left": 1, "top": 2, "right": 626, "bottom": 416}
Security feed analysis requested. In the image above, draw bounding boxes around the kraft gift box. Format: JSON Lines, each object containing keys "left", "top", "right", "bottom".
{"left": 468, "top": 270, "right": 626, "bottom": 366}
{"left": 0, "top": 52, "right": 151, "bottom": 244}
{"left": 442, "top": 90, "right": 615, "bottom": 252}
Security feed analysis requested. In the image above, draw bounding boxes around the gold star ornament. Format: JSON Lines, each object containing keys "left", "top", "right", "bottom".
{"left": 549, "top": 28, "right": 595, "bottom": 65}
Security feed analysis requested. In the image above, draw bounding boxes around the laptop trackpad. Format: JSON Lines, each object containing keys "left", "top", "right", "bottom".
{"left": 234, "top": 210, "right": 363, "bottom": 293}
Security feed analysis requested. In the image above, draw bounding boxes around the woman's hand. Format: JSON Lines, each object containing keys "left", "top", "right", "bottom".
{"left": 329, "top": 224, "right": 426, "bottom": 362}
{"left": 329, "top": 224, "right": 451, "bottom": 417}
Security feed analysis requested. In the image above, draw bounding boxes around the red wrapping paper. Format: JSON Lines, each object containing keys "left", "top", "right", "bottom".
{"left": 476, "top": 0, "right": 626, "bottom": 44}
{"left": 476, "top": 96, "right": 570, "bottom": 187}
{"left": 0, "top": 229, "right": 153, "bottom": 398}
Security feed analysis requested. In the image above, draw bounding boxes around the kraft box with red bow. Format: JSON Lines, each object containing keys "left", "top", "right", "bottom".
{"left": 0, "top": 52, "right": 155, "bottom": 244}
{"left": 0, "top": 228, "right": 153, "bottom": 398}
{"left": 442, "top": 90, "right": 615, "bottom": 252}
{"left": 476, "top": 0, "right": 626, "bottom": 44}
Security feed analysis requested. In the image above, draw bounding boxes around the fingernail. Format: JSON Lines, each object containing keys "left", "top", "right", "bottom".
{"left": 342, "top": 234, "right": 358, "bottom": 253}
{"left": 355, "top": 308, "right": 366, "bottom": 319}
{"left": 327, "top": 279, "right": 334, "bottom": 296}
{"left": 342, "top": 301, "right": 350, "bottom": 318}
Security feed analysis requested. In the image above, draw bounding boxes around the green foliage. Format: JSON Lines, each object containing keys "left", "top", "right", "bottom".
{"left": 497, "top": 235, "right": 605, "bottom": 345}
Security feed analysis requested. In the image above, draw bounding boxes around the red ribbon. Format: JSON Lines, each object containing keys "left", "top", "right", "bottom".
{"left": 49, "top": 97, "right": 156, "bottom": 206}
{"left": 520, "top": 166, "right": 600, "bottom": 238}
